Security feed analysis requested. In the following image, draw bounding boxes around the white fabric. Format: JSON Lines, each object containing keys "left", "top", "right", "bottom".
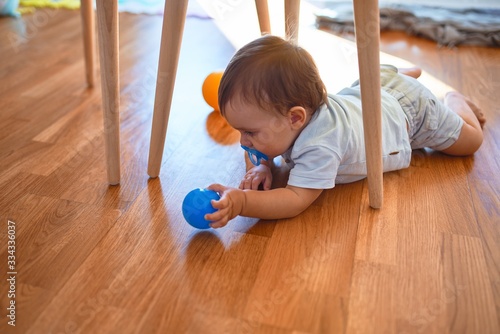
{"left": 282, "top": 88, "right": 412, "bottom": 189}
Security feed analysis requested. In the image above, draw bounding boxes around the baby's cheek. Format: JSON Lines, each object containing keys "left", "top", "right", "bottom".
{"left": 255, "top": 128, "right": 278, "bottom": 145}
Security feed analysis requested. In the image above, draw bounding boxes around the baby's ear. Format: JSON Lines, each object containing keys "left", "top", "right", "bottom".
{"left": 288, "top": 106, "right": 307, "bottom": 129}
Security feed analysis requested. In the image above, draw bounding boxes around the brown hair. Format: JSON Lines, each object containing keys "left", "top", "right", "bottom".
{"left": 218, "top": 35, "right": 327, "bottom": 116}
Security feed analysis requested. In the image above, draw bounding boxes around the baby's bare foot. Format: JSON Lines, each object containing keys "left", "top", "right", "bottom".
{"left": 399, "top": 67, "right": 422, "bottom": 79}
{"left": 463, "top": 96, "right": 486, "bottom": 128}
{"left": 446, "top": 92, "right": 486, "bottom": 128}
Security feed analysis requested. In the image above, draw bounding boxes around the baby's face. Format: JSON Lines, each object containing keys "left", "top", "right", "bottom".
{"left": 223, "top": 98, "right": 297, "bottom": 160}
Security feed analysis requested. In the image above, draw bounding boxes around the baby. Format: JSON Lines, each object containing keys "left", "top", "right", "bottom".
{"left": 205, "top": 35, "right": 485, "bottom": 228}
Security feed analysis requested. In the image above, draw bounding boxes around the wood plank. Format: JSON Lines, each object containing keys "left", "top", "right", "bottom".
{"left": 443, "top": 234, "right": 499, "bottom": 333}
{"left": 345, "top": 261, "right": 398, "bottom": 334}
{"left": 241, "top": 184, "right": 361, "bottom": 331}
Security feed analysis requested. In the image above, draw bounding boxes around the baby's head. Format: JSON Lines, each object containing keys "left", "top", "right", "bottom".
{"left": 219, "top": 35, "right": 326, "bottom": 117}
{"left": 218, "top": 35, "right": 327, "bottom": 159}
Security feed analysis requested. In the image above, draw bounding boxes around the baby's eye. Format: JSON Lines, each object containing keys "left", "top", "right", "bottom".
{"left": 243, "top": 131, "right": 254, "bottom": 137}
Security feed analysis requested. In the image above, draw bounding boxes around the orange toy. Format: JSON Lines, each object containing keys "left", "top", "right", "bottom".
{"left": 202, "top": 71, "right": 223, "bottom": 111}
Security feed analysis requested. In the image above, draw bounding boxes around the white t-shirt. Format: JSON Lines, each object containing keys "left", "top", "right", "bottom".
{"left": 282, "top": 88, "right": 412, "bottom": 189}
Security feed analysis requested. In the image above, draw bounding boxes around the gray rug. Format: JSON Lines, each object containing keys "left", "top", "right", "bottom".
{"left": 314, "top": 2, "right": 500, "bottom": 47}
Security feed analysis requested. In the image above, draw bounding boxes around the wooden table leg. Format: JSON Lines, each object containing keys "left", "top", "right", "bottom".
{"left": 353, "top": 0, "right": 383, "bottom": 208}
{"left": 96, "top": 0, "right": 120, "bottom": 185}
{"left": 255, "top": 0, "right": 271, "bottom": 35}
{"left": 147, "top": 0, "right": 189, "bottom": 178}
{"left": 285, "top": 0, "right": 300, "bottom": 44}
{"left": 80, "top": 0, "right": 95, "bottom": 88}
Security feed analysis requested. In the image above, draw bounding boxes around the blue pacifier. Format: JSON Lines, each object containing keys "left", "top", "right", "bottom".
{"left": 241, "top": 146, "right": 269, "bottom": 166}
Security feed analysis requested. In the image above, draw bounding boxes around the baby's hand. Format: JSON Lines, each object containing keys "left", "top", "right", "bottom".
{"left": 239, "top": 165, "right": 272, "bottom": 190}
{"left": 205, "top": 184, "right": 245, "bottom": 228}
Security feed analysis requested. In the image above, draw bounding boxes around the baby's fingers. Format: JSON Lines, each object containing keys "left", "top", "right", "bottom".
{"left": 251, "top": 176, "right": 264, "bottom": 190}
{"left": 210, "top": 197, "right": 227, "bottom": 210}
{"left": 207, "top": 183, "right": 226, "bottom": 194}
{"left": 240, "top": 177, "right": 254, "bottom": 190}
{"left": 210, "top": 218, "right": 229, "bottom": 229}
{"left": 205, "top": 199, "right": 227, "bottom": 218}
{"left": 205, "top": 207, "right": 230, "bottom": 228}
{"left": 240, "top": 173, "right": 264, "bottom": 190}
{"left": 262, "top": 176, "right": 272, "bottom": 190}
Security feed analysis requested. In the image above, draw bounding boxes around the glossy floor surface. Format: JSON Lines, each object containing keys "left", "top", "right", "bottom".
{"left": 0, "top": 5, "right": 499, "bottom": 334}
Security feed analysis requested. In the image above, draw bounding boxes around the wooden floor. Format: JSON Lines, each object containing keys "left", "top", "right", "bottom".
{"left": 0, "top": 6, "right": 499, "bottom": 334}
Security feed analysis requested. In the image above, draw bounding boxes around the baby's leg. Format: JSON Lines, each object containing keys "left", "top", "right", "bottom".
{"left": 441, "top": 92, "right": 485, "bottom": 156}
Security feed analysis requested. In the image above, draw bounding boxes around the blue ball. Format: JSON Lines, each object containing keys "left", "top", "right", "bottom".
{"left": 182, "top": 188, "right": 220, "bottom": 229}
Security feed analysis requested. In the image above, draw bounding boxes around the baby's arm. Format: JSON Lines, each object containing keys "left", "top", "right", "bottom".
{"left": 205, "top": 184, "right": 323, "bottom": 228}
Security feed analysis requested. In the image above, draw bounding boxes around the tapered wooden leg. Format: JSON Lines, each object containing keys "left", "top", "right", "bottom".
{"left": 147, "top": 0, "right": 189, "bottom": 178}
{"left": 353, "top": 0, "right": 383, "bottom": 208}
{"left": 80, "top": 0, "right": 95, "bottom": 88}
{"left": 255, "top": 0, "right": 271, "bottom": 35}
{"left": 96, "top": 0, "right": 120, "bottom": 185}
{"left": 285, "top": 0, "right": 300, "bottom": 44}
